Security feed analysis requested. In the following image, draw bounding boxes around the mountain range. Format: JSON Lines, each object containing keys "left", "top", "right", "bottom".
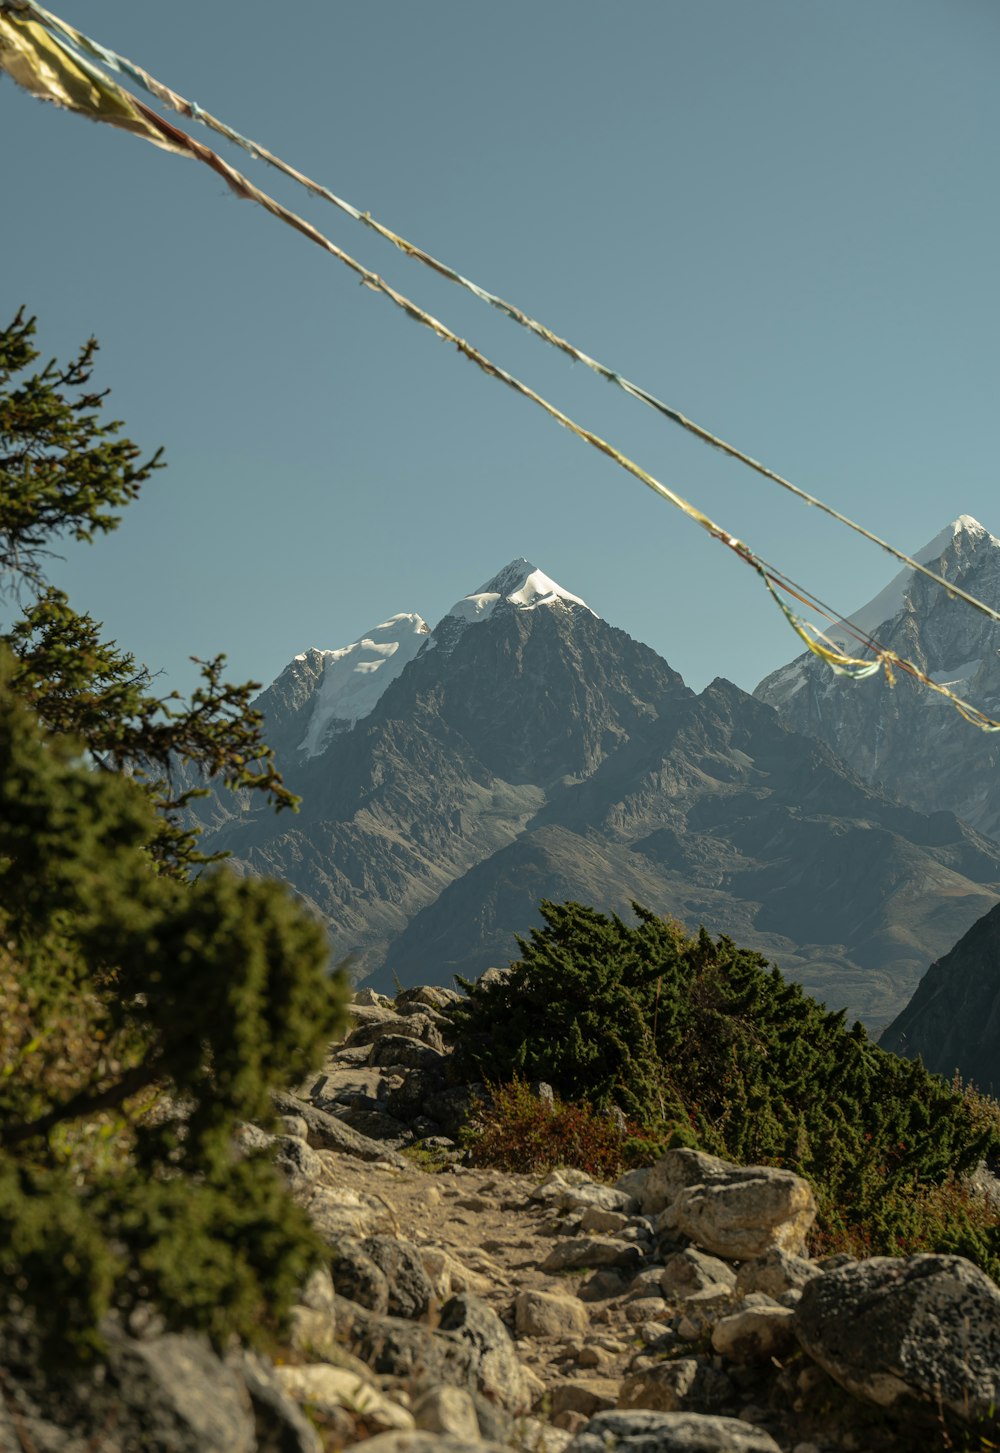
{"left": 195, "top": 553, "right": 1000, "bottom": 1036}
{"left": 755, "top": 515, "right": 1000, "bottom": 838}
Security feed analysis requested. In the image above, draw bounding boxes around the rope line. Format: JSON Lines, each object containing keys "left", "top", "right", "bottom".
{"left": 1, "top": 6, "right": 997, "bottom": 732}
{"left": 6, "top": 0, "right": 1000, "bottom": 634}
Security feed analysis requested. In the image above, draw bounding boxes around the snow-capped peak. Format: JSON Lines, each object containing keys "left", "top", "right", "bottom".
{"left": 298, "top": 613, "right": 429, "bottom": 756}
{"left": 821, "top": 516, "right": 999, "bottom": 651}
{"left": 442, "top": 558, "right": 594, "bottom": 627}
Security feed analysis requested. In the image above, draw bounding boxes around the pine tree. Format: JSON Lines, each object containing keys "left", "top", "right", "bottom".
{"left": 0, "top": 310, "right": 350, "bottom": 1359}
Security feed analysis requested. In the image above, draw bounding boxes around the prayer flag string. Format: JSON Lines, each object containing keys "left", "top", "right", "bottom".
{"left": 5, "top": 0, "right": 998, "bottom": 636}
{"left": 1, "top": 5, "right": 997, "bottom": 730}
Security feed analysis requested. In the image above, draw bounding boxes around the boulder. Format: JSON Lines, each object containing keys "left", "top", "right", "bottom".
{"left": 734, "top": 1246, "right": 819, "bottom": 1300}
{"left": 795, "top": 1253, "right": 1000, "bottom": 1427}
{"left": 363, "top": 1235, "right": 436, "bottom": 1320}
{"left": 577, "top": 1206, "right": 630, "bottom": 1235}
{"left": 514, "top": 1289, "right": 590, "bottom": 1339}
{"left": 566, "top": 1409, "right": 782, "bottom": 1451}
{"left": 369, "top": 1034, "right": 447, "bottom": 1069}
{"left": 539, "top": 1236, "right": 644, "bottom": 1274}
{"left": 411, "top": 1384, "right": 481, "bottom": 1439}
{"left": 659, "top": 1163, "right": 816, "bottom": 1259}
{"left": 555, "top": 1181, "right": 638, "bottom": 1216}
{"left": 710, "top": 1304, "right": 796, "bottom": 1363}
{"left": 618, "top": 1149, "right": 732, "bottom": 1216}
{"left": 394, "top": 984, "right": 462, "bottom": 1011}
{"left": 271, "top": 1090, "right": 408, "bottom": 1167}
{"left": 437, "top": 1294, "right": 532, "bottom": 1413}
{"left": 548, "top": 1379, "right": 619, "bottom": 1417}
{"left": 271, "top": 1134, "right": 325, "bottom": 1184}
{"left": 659, "top": 1248, "right": 736, "bottom": 1299}
{"left": 331, "top": 1237, "right": 391, "bottom": 1313}
{"left": 274, "top": 1364, "right": 414, "bottom": 1432}
{"left": 0, "top": 1320, "right": 258, "bottom": 1453}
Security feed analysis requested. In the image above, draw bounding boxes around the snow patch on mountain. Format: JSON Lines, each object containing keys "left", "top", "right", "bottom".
{"left": 442, "top": 558, "right": 594, "bottom": 628}
{"left": 820, "top": 516, "right": 995, "bottom": 652}
{"left": 298, "top": 613, "right": 430, "bottom": 756}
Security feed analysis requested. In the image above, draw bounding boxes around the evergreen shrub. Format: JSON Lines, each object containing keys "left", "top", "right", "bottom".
{"left": 448, "top": 901, "right": 1000, "bottom": 1272}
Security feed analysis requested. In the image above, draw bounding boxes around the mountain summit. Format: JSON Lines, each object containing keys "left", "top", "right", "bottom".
{"left": 196, "top": 556, "right": 1000, "bottom": 1029}
{"left": 442, "top": 558, "right": 594, "bottom": 627}
{"left": 755, "top": 515, "right": 1000, "bottom": 836}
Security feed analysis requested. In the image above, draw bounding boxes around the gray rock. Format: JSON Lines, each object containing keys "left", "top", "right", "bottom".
{"left": 271, "top": 1090, "right": 408, "bottom": 1167}
{"left": 514, "top": 1289, "right": 590, "bottom": 1338}
{"left": 628, "top": 1149, "right": 735, "bottom": 1216}
{"left": 330, "top": 1237, "right": 391, "bottom": 1313}
{"left": 539, "top": 1236, "right": 644, "bottom": 1274}
{"left": 659, "top": 1248, "right": 736, "bottom": 1299}
{"left": 734, "top": 1247, "right": 818, "bottom": 1300}
{"left": 337, "top": 1107, "right": 414, "bottom": 1146}
{"left": 659, "top": 1161, "right": 816, "bottom": 1260}
{"left": 710, "top": 1305, "right": 796, "bottom": 1363}
{"left": 548, "top": 1379, "right": 619, "bottom": 1417}
{"left": 555, "top": 1181, "right": 638, "bottom": 1216}
{"left": 437, "top": 1294, "right": 531, "bottom": 1413}
{"left": 0, "top": 1319, "right": 258, "bottom": 1453}
{"left": 271, "top": 1134, "right": 325, "bottom": 1183}
{"left": 411, "top": 1384, "right": 481, "bottom": 1439}
{"left": 566, "top": 1409, "right": 782, "bottom": 1451}
{"left": 234, "top": 1349, "right": 324, "bottom": 1453}
{"left": 795, "top": 1253, "right": 1000, "bottom": 1427}
{"left": 619, "top": 1356, "right": 734, "bottom": 1414}
{"left": 369, "top": 1034, "right": 447, "bottom": 1069}
{"left": 363, "top": 1235, "right": 436, "bottom": 1319}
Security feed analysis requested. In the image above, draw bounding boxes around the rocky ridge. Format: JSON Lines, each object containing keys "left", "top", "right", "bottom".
{"left": 7, "top": 987, "right": 1000, "bottom": 1453}
{"left": 194, "top": 557, "right": 1000, "bottom": 1032}
{"left": 880, "top": 897, "right": 1000, "bottom": 1093}
{"left": 755, "top": 515, "right": 1000, "bottom": 839}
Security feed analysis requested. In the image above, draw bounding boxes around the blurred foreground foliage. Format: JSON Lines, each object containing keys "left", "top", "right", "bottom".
{"left": 0, "top": 311, "right": 349, "bottom": 1360}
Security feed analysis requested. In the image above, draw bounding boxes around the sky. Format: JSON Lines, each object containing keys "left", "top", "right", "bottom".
{"left": 2, "top": 1, "right": 999, "bottom": 704}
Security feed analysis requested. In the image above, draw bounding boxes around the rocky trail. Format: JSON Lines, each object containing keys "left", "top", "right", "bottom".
{"left": 4, "top": 985, "right": 1000, "bottom": 1453}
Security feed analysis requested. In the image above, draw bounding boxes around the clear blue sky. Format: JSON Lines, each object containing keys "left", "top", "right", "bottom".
{"left": 3, "top": 1, "right": 998, "bottom": 701}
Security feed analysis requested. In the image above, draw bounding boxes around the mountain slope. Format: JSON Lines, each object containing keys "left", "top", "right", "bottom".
{"left": 755, "top": 516, "right": 1000, "bottom": 837}
{"left": 199, "top": 558, "right": 1000, "bottom": 1030}
{"left": 880, "top": 901, "right": 1000, "bottom": 1093}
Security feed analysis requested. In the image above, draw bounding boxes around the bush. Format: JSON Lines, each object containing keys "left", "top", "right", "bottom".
{"left": 465, "top": 1079, "right": 672, "bottom": 1180}
{"left": 447, "top": 900, "right": 1000, "bottom": 1274}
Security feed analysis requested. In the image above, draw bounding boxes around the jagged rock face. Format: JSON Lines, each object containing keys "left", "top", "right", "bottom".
{"left": 198, "top": 558, "right": 1000, "bottom": 1030}
{"left": 880, "top": 899, "right": 1000, "bottom": 1091}
{"left": 755, "top": 516, "right": 1000, "bottom": 838}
